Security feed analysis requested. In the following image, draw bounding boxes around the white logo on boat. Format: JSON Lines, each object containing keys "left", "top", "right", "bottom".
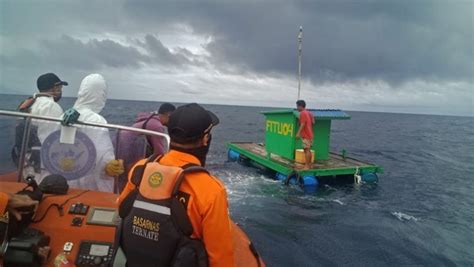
{"left": 41, "top": 130, "right": 96, "bottom": 180}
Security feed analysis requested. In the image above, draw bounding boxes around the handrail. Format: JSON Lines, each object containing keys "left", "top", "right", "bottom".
{"left": 0, "top": 110, "right": 170, "bottom": 148}
{"left": 0, "top": 109, "right": 170, "bottom": 192}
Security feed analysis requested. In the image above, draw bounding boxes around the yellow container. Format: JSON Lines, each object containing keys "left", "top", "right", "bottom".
{"left": 295, "top": 149, "right": 315, "bottom": 164}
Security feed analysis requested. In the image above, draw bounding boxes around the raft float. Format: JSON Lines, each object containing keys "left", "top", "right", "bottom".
{"left": 227, "top": 109, "right": 382, "bottom": 192}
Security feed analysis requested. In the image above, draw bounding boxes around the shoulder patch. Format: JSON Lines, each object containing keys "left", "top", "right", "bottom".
{"left": 148, "top": 172, "right": 163, "bottom": 188}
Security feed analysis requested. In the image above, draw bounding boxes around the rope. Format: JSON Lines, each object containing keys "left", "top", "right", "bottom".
{"left": 354, "top": 167, "right": 361, "bottom": 184}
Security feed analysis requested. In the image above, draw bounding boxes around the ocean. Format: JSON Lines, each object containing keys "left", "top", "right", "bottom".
{"left": 0, "top": 94, "right": 473, "bottom": 266}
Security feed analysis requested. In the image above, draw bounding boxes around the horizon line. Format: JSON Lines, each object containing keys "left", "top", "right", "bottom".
{"left": 0, "top": 93, "right": 472, "bottom": 119}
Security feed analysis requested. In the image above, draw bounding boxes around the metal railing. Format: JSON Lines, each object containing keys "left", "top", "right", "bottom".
{"left": 0, "top": 110, "right": 170, "bottom": 192}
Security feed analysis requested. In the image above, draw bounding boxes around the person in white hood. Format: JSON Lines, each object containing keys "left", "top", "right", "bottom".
{"left": 68, "top": 74, "right": 123, "bottom": 192}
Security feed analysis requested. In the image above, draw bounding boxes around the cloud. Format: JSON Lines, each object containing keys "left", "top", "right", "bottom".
{"left": 42, "top": 35, "right": 146, "bottom": 69}
{"left": 1, "top": 34, "right": 206, "bottom": 71}
{"left": 124, "top": 0, "right": 473, "bottom": 84}
{"left": 0, "top": 0, "right": 472, "bottom": 116}
{"left": 99, "top": 65, "right": 472, "bottom": 116}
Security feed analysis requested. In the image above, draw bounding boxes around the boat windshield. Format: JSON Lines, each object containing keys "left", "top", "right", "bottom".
{"left": 0, "top": 110, "right": 170, "bottom": 193}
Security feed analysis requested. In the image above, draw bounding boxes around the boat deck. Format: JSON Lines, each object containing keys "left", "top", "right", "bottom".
{"left": 228, "top": 142, "right": 382, "bottom": 177}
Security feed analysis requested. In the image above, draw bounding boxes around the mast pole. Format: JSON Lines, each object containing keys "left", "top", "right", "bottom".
{"left": 297, "top": 26, "right": 303, "bottom": 100}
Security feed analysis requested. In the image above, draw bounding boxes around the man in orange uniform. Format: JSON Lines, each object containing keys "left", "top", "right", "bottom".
{"left": 118, "top": 103, "right": 234, "bottom": 266}
{"left": 296, "top": 100, "right": 315, "bottom": 169}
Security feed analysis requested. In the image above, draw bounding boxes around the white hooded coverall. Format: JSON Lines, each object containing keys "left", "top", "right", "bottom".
{"left": 68, "top": 74, "right": 115, "bottom": 192}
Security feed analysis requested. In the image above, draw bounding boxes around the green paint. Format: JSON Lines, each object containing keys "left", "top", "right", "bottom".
{"left": 262, "top": 109, "right": 344, "bottom": 161}
{"left": 264, "top": 112, "right": 297, "bottom": 160}
{"left": 294, "top": 120, "right": 331, "bottom": 160}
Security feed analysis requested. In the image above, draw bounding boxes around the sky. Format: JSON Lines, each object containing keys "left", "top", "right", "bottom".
{"left": 0, "top": 0, "right": 472, "bottom": 116}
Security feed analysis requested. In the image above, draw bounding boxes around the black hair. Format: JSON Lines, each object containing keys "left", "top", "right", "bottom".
{"left": 38, "top": 87, "right": 52, "bottom": 93}
{"left": 158, "top": 103, "right": 176, "bottom": 114}
{"left": 296, "top": 100, "right": 306, "bottom": 108}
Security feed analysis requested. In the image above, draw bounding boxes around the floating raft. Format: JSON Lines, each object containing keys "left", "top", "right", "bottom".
{"left": 228, "top": 142, "right": 382, "bottom": 178}
{"left": 227, "top": 109, "right": 383, "bottom": 189}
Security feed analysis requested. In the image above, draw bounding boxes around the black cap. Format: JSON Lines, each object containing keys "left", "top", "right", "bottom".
{"left": 37, "top": 73, "right": 68, "bottom": 91}
{"left": 168, "top": 103, "right": 219, "bottom": 143}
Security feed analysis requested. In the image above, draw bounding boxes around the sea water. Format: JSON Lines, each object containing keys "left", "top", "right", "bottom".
{"left": 0, "top": 95, "right": 473, "bottom": 266}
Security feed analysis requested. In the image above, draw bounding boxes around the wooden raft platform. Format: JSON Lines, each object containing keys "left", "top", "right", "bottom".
{"left": 228, "top": 142, "right": 382, "bottom": 177}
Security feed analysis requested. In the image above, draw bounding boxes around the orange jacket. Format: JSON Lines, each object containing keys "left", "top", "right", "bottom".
{"left": 0, "top": 192, "right": 8, "bottom": 215}
{"left": 118, "top": 150, "right": 235, "bottom": 267}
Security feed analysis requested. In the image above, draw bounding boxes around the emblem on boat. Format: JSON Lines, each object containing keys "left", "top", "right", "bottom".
{"left": 148, "top": 172, "right": 163, "bottom": 188}
{"left": 41, "top": 130, "right": 96, "bottom": 180}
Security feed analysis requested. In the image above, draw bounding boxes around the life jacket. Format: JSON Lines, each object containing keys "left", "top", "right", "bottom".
{"left": 117, "top": 154, "right": 208, "bottom": 267}
{"left": 116, "top": 113, "right": 162, "bottom": 193}
{"left": 11, "top": 94, "right": 50, "bottom": 171}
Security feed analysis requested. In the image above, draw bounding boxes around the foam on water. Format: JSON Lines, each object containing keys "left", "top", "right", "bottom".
{"left": 332, "top": 199, "right": 345, "bottom": 205}
{"left": 391, "top": 211, "right": 419, "bottom": 222}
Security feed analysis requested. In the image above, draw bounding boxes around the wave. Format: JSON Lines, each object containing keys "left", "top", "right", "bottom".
{"left": 391, "top": 211, "right": 419, "bottom": 222}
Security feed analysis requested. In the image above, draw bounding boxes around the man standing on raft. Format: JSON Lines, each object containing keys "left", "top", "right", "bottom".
{"left": 296, "top": 100, "right": 314, "bottom": 169}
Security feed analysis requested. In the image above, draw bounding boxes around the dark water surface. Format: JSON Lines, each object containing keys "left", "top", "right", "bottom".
{"left": 1, "top": 95, "right": 473, "bottom": 266}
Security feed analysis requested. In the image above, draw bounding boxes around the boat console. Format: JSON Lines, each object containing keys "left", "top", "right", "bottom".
{"left": 75, "top": 241, "right": 115, "bottom": 266}
{"left": 0, "top": 182, "right": 118, "bottom": 266}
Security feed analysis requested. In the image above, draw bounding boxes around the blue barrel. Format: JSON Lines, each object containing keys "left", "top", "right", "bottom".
{"left": 275, "top": 172, "right": 287, "bottom": 181}
{"left": 361, "top": 173, "right": 378, "bottom": 183}
{"left": 302, "top": 175, "right": 318, "bottom": 186}
{"left": 302, "top": 175, "right": 318, "bottom": 193}
{"left": 227, "top": 149, "right": 240, "bottom": 162}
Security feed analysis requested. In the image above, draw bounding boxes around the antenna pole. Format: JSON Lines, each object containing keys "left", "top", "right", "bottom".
{"left": 297, "top": 26, "right": 303, "bottom": 100}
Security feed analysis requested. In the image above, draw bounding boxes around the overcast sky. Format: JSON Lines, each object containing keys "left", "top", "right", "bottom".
{"left": 1, "top": 0, "right": 472, "bottom": 116}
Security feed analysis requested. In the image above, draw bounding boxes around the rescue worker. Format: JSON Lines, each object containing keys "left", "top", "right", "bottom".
{"left": 116, "top": 103, "right": 176, "bottom": 192}
{"left": 118, "top": 103, "right": 235, "bottom": 266}
{"left": 0, "top": 192, "right": 38, "bottom": 220}
{"left": 69, "top": 74, "right": 124, "bottom": 192}
{"left": 13, "top": 73, "right": 68, "bottom": 181}
{"left": 0, "top": 192, "right": 50, "bottom": 263}
{"left": 31, "top": 73, "right": 68, "bottom": 143}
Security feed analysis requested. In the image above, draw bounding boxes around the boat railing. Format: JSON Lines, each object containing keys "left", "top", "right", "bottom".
{"left": 0, "top": 110, "right": 170, "bottom": 191}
